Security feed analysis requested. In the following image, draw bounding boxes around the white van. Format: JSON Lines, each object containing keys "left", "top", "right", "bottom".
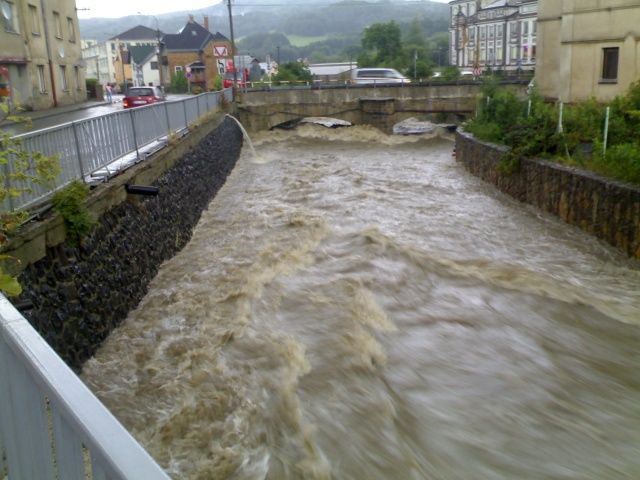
{"left": 351, "top": 68, "right": 411, "bottom": 85}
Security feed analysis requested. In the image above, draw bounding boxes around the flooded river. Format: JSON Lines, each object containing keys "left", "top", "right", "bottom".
{"left": 82, "top": 125, "right": 640, "bottom": 479}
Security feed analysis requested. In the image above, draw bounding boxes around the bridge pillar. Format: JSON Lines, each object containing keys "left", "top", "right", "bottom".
{"left": 359, "top": 98, "right": 396, "bottom": 132}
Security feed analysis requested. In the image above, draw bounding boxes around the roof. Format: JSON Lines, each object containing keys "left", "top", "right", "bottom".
{"left": 308, "top": 63, "right": 355, "bottom": 76}
{"left": 109, "top": 25, "right": 161, "bottom": 41}
{"left": 162, "top": 20, "right": 229, "bottom": 52}
{"left": 129, "top": 45, "right": 156, "bottom": 65}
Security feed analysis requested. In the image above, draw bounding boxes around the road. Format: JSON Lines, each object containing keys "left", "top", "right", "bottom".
{"left": 1, "top": 94, "right": 189, "bottom": 136}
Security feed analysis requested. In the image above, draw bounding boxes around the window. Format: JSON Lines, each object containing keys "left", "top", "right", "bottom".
{"left": 480, "top": 26, "right": 486, "bottom": 40}
{"left": 29, "top": 4, "right": 40, "bottom": 34}
{"left": 67, "top": 17, "right": 75, "bottom": 42}
{"left": 510, "top": 46, "right": 518, "bottom": 63}
{"left": 510, "top": 21, "right": 517, "bottom": 38}
{"left": 74, "top": 66, "right": 80, "bottom": 90}
{"left": 60, "top": 65, "right": 68, "bottom": 90}
{"left": 602, "top": 47, "right": 619, "bottom": 81}
{"left": 530, "top": 45, "right": 536, "bottom": 63}
{"left": 150, "top": 61, "right": 158, "bottom": 70}
{"left": 111, "top": 42, "right": 116, "bottom": 52}
{"left": 2, "top": 0, "right": 18, "bottom": 33}
{"left": 497, "top": 24, "right": 503, "bottom": 38}
{"left": 175, "top": 66, "right": 183, "bottom": 73}
{"left": 522, "top": 21, "right": 529, "bottom": 37}
{"left": 37, "top": 65, "right": 46, "bottom": 92}
{"left": 489, "top": 26, "right": 494, "bottom": 39}
{"left": 53, "top": 11, "right": 62, "bottom": 38}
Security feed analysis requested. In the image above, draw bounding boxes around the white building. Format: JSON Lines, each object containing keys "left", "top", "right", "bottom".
{"left": 81, "top": 40, "right": 110, "bottom": 85}
{"left": 448, "top": 0, "right": 537, "bottom": 74}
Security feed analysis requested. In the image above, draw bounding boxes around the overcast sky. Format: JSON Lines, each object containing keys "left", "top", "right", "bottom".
{"left": 76, "top": 0, "right": 451, "bottom": 19}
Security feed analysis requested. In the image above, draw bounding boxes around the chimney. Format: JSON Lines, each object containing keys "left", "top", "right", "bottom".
{"left": 188, "top": 14, "right": 194, "bottom": 23}
{"left": 203, "top": 15, "right": 209, "bottom": 31}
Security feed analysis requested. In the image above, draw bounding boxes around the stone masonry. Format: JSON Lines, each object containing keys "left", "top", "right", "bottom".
{"left": 14, "top": 117, "right": 243, "bottom": 371}
{"left": 455, "top": 129, "right": 640, "bottom": 259}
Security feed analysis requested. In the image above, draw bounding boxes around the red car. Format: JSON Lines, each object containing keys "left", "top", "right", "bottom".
{"left": 122, "top": 86, "right": 166, "bottom": 109}
{"left": 222, "top": 72, "right": 247, "bottom": 88}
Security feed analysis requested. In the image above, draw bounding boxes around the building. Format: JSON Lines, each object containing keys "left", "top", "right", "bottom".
{"left": 107, "top": 25, "right": 162, "bottom": 87}
{"left": 81, "top": 40, "right": 110, "bottom": 85}
{"left": 0, "top": 0, "right": 86, "bottom": 110}
{"left": 536, "top": 0, "right": 640, "bottom": 103}
{"left": 129, "top": 45, "right": 160, "bottom": 87}
{"left": 308, "top": 62, "right": 355, "bottom": 84}
{"left": 448, "top": 0, "right": 538, "bottom": 75}
{"left": 162, "top": 15, "right": 231, "bottom": 91}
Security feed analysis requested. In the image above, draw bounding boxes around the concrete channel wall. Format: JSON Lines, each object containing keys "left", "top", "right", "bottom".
{"left": 455, "top": 129, "right": 640, "bottom": 259}
{"left": 5, "top": 115, "right": 243, "bottom": 370}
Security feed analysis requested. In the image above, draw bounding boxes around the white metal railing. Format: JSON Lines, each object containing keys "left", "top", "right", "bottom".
{"left": 0, "top": 295, "right": 171, "bottom": 479}
{"left": 3, "top": 88, "right": 233, "bottom": 213}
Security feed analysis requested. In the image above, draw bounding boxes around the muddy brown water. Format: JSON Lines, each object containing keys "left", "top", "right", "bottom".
{"left": 82, "top": 125, "right": 640, "bottom": 480}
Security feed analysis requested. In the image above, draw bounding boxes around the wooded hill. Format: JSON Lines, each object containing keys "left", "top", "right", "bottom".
{"left": 80, "top": 0, "right": 449, "bottom": 63}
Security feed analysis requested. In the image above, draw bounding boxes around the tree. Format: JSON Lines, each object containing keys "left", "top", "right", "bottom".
{"left": 272, "top": 61, "right": 312, "bottom": 85}
{"left": 361, "top": 21, "right": 402, "bottom": 64}
{"left": 404, "top": 18, "right": 426, "bottom": 47}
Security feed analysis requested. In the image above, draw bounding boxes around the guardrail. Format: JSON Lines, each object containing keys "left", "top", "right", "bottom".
{"left": 4, "top": 89, "right": 233, "bottom": 213}
{"left": 0, "top": 295, "right": 171, "bottom": 479}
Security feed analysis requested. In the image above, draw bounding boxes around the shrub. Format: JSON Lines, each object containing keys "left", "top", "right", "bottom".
{"left": 441, "top": 65, "right": 460, "bottom": 81}
{"left": 52, "top": 181, "right": 95, "bottom": 246}
{"left": 213, "top": 75, "right": 223, "bottom": 91}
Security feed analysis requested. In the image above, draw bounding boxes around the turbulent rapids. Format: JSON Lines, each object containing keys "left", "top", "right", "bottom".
{"left": 82, "top": 125, "right": 640, "bottom": 479}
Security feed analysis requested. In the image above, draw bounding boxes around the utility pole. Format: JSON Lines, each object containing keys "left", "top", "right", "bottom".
{"left": 227, "top": 0, "right": 238, "bottom": 97}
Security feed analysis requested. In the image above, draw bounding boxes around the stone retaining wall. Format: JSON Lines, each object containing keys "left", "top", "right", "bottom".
{"left": 10, "top": 116, "right": 243, "bottom": 370}
{"left": 455, "top": 129, "right": 640, "bottom": 259}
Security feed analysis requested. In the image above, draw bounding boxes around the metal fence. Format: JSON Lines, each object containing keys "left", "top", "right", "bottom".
{"left": 4, "top": 89, "right": 233, "bottom": 213}
{"left": 0, "top": 295, "right": 171, "bottom": 479}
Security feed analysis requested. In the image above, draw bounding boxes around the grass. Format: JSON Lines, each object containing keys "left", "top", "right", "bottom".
{"left": 286, "top": 34, "right": 329, "bottom": 47}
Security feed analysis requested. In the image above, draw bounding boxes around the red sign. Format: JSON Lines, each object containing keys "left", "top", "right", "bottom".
{"left": 213, "top": 45, "right": 229, "bottom": 57}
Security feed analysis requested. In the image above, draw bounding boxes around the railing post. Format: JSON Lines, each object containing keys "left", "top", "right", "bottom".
{"left": 71, "top": 122, "right": 86, "bottom": 182}
{"left": 128, "top": 109, "right": 140, "bottom": 161}
{"left": 196, "top": 95, "right": 201, "bottom": 118}
{"left": 182, "top": 99, "right": 188, "bottom": 128}
{"left": 164, "top": 101, "right": 171, "bottom": 136}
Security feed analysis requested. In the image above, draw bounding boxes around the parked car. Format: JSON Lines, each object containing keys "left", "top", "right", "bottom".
{"left": 350, "top": 68, "right": 411, "bottom": 85}
{"left": 223, "top": 72, "right": 247, "bottom": 88}
{"left": 122, "top": 86, "right": 165, "bottom": 109}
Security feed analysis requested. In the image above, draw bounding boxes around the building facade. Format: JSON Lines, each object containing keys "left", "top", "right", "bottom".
{"left": 85, "top": 25, "right": 162, "bottom": 88}
{"left": 536, "top": 0, "right": 640, "bottom": 103}
{"left": 81, "top": 40, "right": 110, "bottom": 85}
{"left": 448, "top": 0, "right": 538, "bottom": 74}
{"left": 1, "top": 0, "right": 85, "bottom": 111}
{"left": 162, "top": 16, "right": 231, "bottom": 91}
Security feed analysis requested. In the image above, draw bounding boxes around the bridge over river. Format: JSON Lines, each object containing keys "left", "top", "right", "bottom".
{"left": 82, "top": 125, "right": 640, "bottom": 479}
{"left": 236, "top": 80, "right": 528, "bottom": 131}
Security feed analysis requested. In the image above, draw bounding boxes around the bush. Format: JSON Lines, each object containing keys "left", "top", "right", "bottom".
{"left": 52, "top": 181, "right": 95, "bottom": 246}
{"left": 168, "top": 70, "right": 188, "bottom": 94}
{"left": 465, "top": 80, "right": 640, "bottom": 184}
{"left": 441, "top": 65, "right": 460, "bottom": 81}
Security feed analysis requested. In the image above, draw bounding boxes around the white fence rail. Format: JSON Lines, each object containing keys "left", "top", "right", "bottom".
{"left": 0, "top": 295, "right": 171, "bottom": 479}
{"left": 4, "top": 89, "right": 233, "bottom": 213}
